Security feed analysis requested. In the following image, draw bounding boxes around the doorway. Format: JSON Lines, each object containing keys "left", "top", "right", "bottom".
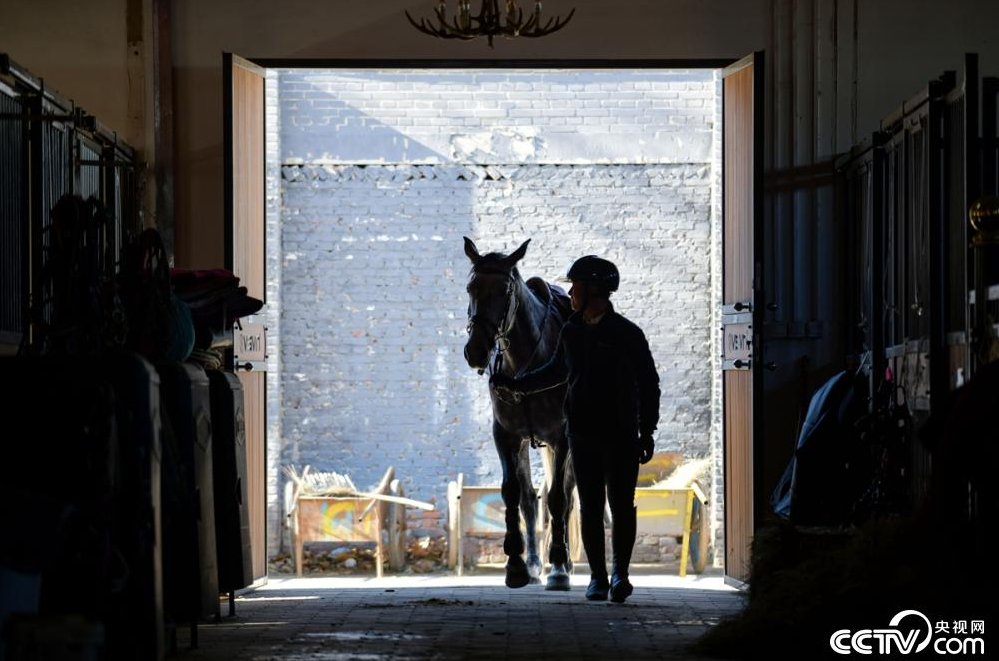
{"left": 225, "top": 57, "right": 762, "bottom": 587}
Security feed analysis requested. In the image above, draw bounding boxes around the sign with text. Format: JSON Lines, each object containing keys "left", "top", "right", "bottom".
{"left": 234, "top": 323, "right": 266, "bottom": 362}
{"left": 723, "top": 322, "right": 752, "bottom": 361}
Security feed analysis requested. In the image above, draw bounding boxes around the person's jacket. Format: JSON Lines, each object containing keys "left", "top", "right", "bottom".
{"left": 513, "top": 302, "right": 660, "bottom": 440}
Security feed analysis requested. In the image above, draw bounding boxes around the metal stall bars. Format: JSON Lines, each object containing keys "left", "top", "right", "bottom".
{"left": 837, "top": 134, "right": 886, "bottom": 406}
{"left": 838, "top": 56, "right": 984, "bottom": 517}
{"left": 0, "top": 61, "right": 27, "bottom": 348}
{"left": 0, "top": 54, "right": 139, "bottom": 353}
{"left": 876, "top": 70, "right": 951, "bottom": 508}
{"left": 0, "top": 53, "right": 155, "bottom": 659}
{"left": 977, "top": 74, "right": 999, "bottom": 371}
{"left": 941, "top": 54, "right": 980, "bottom": 392}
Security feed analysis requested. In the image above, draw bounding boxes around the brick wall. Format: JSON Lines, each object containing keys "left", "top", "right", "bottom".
{"left": 264, "top": 70, "right": 284, "bottom": 558}
{"left": 709, "top": 72, "right": 725, "bottom": 567}
{"left": 280, "top": 69, "right": 715, "bottom": 165}
{"left": 269, "top": 69, "right": 722, "bottom": 566}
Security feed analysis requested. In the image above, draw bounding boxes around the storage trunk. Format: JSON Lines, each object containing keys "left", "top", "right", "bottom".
{"left": 208, "top": 370, "right": 253, "bottom": 594}
{"left": 158, "top": 362, "right": 219, "bottom": 623}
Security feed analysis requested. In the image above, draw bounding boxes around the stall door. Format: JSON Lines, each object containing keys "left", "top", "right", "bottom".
{"left": 722, "top": 52, "right": 764, "bottom": 587}
{"left": 224, "top": 52, "right": 268, "bottom": 582}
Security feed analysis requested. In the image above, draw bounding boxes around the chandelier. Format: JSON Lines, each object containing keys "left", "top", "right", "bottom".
{"left": 406, "top": 1, "right": 575, "bottom": 48}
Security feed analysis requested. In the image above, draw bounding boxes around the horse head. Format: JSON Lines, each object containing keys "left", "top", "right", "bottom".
{"left": 462, "top": 236, "right": 531, "bottom": 372}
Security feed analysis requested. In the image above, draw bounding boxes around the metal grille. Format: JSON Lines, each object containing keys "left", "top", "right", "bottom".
{"left": 984, "top": 77, "right": 999, "bottom": 196}
{"left": 904, "top": 115, "right": 931, "bottom": 344}
{"left": 78, "top": 139, "right": 102, "bottom": 200}
{"left": 945, "top": 94, "right": 968, "bottom": 333}
{"left": 981, "top": 77, "right": 999, "bottom": 291}
{"left": 0, "top": 84, "right": 26, "bottom": 342}
{"left": 884, "top": 137, "right": 904, "bottom": 348}
{"left": 36, "top": 115, "right": 73, "bottom": 330}
{"left": 840, "top": 151, "right": 874, "bottom": 360}
{"left": 838, "top": 65, "right": 977, "bottom": 513}
{"left": 112, "top": 156, "right": 138, "bottom": 268}
{"left": 0, "top": 54, "right": 139, "bottom": 350}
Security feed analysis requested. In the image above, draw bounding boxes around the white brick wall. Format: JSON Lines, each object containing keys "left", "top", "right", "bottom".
{"left": 269, "top": 69, "right": 722, "bottom": 564}
{"left": 280, "top": 69, "right": 715, "bottom": 165}
{"left": 264, "top": 69, "right": 284, "bottom": 558}
{"left": 709, "top": 71, "right": 725, "bottom": 567}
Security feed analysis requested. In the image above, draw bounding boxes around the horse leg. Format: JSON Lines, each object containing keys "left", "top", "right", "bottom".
{"left": 515, "top": 442, "right": 542, "bottom": 584}
{"left": 544, "top": 439, "right": 573, "bottom": 591}
{"left": 494, "top": 423, "right": 530, "bottom": 588}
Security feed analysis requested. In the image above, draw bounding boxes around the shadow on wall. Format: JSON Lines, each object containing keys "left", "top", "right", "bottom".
{"left": 277, "top": 74, "right": 488, "bottom": 534}
{"left": 281, "top": 75, "right": 444, "bottom": 163}
{"left": 280, "top": 170, "right": 488, "bottom": 534}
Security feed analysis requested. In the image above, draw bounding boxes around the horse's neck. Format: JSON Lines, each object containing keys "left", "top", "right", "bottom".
{"left": 500, "top": 280, "right": 549, "bottom": 374}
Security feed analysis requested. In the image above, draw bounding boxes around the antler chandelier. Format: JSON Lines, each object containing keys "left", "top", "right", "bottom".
{"left": 406, "top": 1, "right": 575, "bottom": 48}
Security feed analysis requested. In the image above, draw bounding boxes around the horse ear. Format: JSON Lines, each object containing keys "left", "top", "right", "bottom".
{"left": 463, "top": 236, "right": 481, "bottom": 264}
{"left": 503, "top": 238, "right": 531, "bottom": 267}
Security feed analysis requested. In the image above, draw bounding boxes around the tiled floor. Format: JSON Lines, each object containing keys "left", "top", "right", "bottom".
{"left": 174, "top": 568, "right": 744, "bottom": 660}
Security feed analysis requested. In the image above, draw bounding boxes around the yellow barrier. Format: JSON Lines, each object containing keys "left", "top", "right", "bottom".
{"left": 447, "top": 474, "right": 548, "bottom": 576}
{"left": 447, "top": 473, "right": 706, "bottom": 576}
{"left": 634, "top": 482, "right": 709, "bottom": 576}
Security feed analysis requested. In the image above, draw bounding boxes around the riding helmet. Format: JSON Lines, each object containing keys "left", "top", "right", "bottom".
{"left": 564, "top": 255, "right": 620, "bottom": 292}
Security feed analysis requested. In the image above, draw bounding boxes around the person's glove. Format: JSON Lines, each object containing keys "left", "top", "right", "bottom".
{"left": 638, "top": 433, "right": 655, "bottom": 464}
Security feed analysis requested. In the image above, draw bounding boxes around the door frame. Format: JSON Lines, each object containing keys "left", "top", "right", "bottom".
{"left": 228, "top": 54, "right": 760, "bottom": 579}
{"left": 720, "top": 52, "right": 765, "bottom": 589}
{"left": 223, "top": 51, "right": 270, "bottom": 584}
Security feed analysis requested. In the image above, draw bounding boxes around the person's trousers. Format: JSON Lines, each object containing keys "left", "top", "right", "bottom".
{"left": 569, "top": 434, "right": 639, "bottom": 579}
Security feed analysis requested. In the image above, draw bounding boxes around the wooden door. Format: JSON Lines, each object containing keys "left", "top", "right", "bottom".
{"left": 721, "top": 52, "right": 764, "bottom": 587}
{"left": 224, "top": 52, "right": 268, "bottom": 582}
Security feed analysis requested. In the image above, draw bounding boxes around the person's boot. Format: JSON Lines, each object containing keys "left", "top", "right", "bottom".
{"left": 609, "top": 506, "right": 637, "bottom": 603}
{"left": 609, "top": 574, "right": 633, "bottom": 603}
{"left": 579, "top": 505, "right": 608, "bottom": 600}
{"left": 586, "top": 573, "right": 610, "bottom": 601}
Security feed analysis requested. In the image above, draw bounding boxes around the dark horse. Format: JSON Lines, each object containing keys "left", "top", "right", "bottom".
{"left": 462, "top": 236, "right": 576, "bottom": 590}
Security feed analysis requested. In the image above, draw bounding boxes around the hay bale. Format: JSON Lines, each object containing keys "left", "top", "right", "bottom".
{"left": 636, "top": 451, "right": 683, "bottom": 487}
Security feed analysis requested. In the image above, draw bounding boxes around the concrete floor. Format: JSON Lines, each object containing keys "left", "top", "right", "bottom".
{"left": 174, "top": 568, "right": 744, "bottom": 660}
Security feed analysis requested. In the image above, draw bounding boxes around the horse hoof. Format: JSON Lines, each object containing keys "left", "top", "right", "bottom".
{"left": 506, "top": 572, "right": 531, "bottom": 589}
{"left": 505, "top": 557, "right": 531, "bottom": 589}
{"left": 545, "top": 568, "right": 572, "bottom": 591}
{"left": 545, "top": 574, "right": 571, "bottom": 591}
{"left": 527, "top": 556, "right": 542, "bottom": 583}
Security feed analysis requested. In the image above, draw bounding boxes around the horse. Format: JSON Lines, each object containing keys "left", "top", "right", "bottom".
{"left": 461, "top": 236, "right": 577, "bottom": 590}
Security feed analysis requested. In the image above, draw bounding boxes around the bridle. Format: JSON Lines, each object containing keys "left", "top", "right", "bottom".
{"left": 466, "top": 267, "right": 555, "bottom": 377}
{"left": 466, "top": 267, "right": 519, "bottom": 374}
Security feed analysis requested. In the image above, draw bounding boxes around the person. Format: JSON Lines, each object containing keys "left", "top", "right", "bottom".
{"left": 491, "top": 255, "right": 660, "bottom": 603}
